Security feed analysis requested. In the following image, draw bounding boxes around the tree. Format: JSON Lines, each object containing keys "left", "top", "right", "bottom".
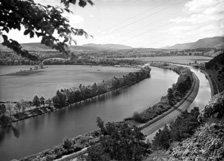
{"left": 62, "top": 137, "right": 73, "bottom": 150}
{"left": 52, "top": 90, "right": 66, "bottom": 108}
{"left": 45, "top": 99, "right": 52, "bottom": 107}
{"left": 152, "top": 125, "right": 171, "bottom": 150}
{"left": 0, "top": 104, "right": 6, "bottom": 116}
{"left": 90, "top": 118, "right": 151, "bottom": 161}
{"left": 15, "top": 102, "right": 22, "bottom": 113}
{"left": 87, "top": 144, "right": 111, "bottom": 161}
{"left": 167, "top": 88, "right": 175, "bottom": 106}
{"left": 33, "top": 95, "right": 40, "bottom": 107}
{"left": 40, "top": 96, "right": 45, "bottom": 106}
{"left": 20, "top": 99, "right": 27, "bottom": 112}
{"left": 5, "top": 103, "right": 13, "bottom": 117}
{"left": 1, "top": 0, "right": 94, "bottom": 60}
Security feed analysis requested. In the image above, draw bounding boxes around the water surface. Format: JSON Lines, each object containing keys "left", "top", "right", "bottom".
{"left": 0, "top": 66, "right": 178, "bottom": 161}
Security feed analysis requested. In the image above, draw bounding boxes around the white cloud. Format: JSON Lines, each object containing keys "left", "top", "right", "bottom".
{"left": 166, "top": 0, "right": 224, "bottom": 45}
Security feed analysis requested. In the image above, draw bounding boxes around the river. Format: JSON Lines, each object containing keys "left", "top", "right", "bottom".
{"left": 0, "top": 66, "right": 179, "bottom": 161}
{"left": 144, "top": 66, "right": 211, "bottom": 141}
{"left": 188, "top": 67, "right": 211, "bottom": 111}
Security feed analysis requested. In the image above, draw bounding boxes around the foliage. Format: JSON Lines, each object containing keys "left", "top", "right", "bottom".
{"left": 152, "top": 107, "right": 200, "bottom": 150}
{"left": 15, "top": 102, "right": 22, "bottom": 112}
{"left": 87, "top": 144, "right": 111, "bottom": 161}
{"left": 53, "top": 66, "right": 151, "bottom": 108}
{"left": 1, "top": 0, "right": 93, "bottom": 60}
{"left": 152, "top": 125, "right": 170, "bottom": 150}
{"left": 32, "top": 95, "right": 40, "bottom": 107}
{"left": 52, "top": 90, "right": 67, "bottom": 108}
{"left": 40, "top": 96, "right": 45, "bottom": 105}
{"left": 131, "top": 67, "right": 193, "bottom": 123}
{"left": 87, "top": 117, "right": 151, "bottom": 161}
{"left": 205, "top": 53, "right": 224, "bottom": 69}
{"left": 0, "top": 104, "right": 6, "bottom": 116}
{"left": 0, "top": 115, "right": 11, "bottom": 127}
{"left": 200, "top": 91, "right": 224, "bottom": 121}
{"left": 63, "top": 137, "right": 73, "bottom": 150}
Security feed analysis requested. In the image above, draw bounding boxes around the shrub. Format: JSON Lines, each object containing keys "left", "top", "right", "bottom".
{"left": 133, "top": 111, "right": 144, "bottom": 123}
{"left": 63, "top": 137, "right": 73, "bottom": 150}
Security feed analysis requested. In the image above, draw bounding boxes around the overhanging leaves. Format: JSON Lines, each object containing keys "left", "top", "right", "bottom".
{"left": 0, "top": 0, "right": 94, "bottom": 60}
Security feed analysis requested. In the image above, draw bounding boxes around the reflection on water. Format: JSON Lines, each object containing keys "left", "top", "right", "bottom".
{"left": 188, "top": 67, "right": 211, "bottom": 111}
{"left": 0, "top": 67, "right": 179, "bottom": 161}
{"left": 0, "top": 125, "right": 20, "bottom": 144}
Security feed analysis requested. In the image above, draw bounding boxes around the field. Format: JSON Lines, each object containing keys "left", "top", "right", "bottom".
{"left": 0, "top": 65, "right": 137, "bottom": 101}
{"left": 136, "top": 56, "right": 212, "bottom": 64}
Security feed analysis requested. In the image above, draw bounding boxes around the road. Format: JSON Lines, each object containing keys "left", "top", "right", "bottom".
{"left": 142, "top": 71, "right": 200, "bottom": 141}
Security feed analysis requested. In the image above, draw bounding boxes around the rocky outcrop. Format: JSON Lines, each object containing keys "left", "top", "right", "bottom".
{"left": 165, "top": 92, "right": 224, "bottom": 161}
{"left": 198, "top": 91, "right": 224, "bottom": 122}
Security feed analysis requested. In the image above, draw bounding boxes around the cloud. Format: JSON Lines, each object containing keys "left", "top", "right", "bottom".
{"left": 166, "top": 0, "right": 224, "bottom": 45}
{"left": 172, "top": 0, "right": 224, "bottom": 24}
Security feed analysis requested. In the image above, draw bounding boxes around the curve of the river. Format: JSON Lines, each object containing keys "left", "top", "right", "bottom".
{"left": 0, "top": 67, "right": 178, "bottom": 161}
{"left": 144, "top": 66, "right": 211, "bottom": 141}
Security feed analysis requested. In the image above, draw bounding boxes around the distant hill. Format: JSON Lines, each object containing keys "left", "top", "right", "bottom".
{"left": 83, "top": 43, "right": 132, "bottom": 50}
{"left": 165, "top": 36, "right": 224, "bottom": 49}
{"left": 0, "top": 42, "right": 132, "bottom": 52}
{"left": 21, "top": 43, "right": 53, "bottom": 50}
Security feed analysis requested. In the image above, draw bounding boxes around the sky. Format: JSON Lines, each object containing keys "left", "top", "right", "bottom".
{"left": 1, "top": 0, "right": 224, "bottom": 48}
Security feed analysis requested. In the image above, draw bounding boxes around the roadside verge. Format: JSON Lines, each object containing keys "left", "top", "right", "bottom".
{"left": 140, "top": 72, "right": 199, "bottom": 130}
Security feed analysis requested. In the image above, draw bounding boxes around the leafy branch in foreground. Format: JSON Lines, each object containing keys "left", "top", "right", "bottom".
{"left": 0, "top": 0, "right": 94, "bottom": 60}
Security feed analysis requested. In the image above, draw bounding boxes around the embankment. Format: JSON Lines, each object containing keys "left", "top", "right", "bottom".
{"left": 0, "top": 66, "right": 151, "bottom": 127}
{"left": 18, "top": 64, "right": 199, "bottom": 161}
{"left": 139, "top": 72, "right": 199, "bottom": 130}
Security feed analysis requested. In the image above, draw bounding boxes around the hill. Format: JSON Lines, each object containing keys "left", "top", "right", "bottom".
{"left": 83, "top": 43, "right": 132, "bottom": 50}
{"left": 165, "top": 36, "right": 224, "bottom": 50}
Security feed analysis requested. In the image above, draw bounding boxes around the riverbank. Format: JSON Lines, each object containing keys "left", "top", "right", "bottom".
{"left": 53, "top": 64, "right": 199, "bottom": 161}
{"left": 200, "top": 69, "right": 215, "bottom": 96}
{"left": 140, "top": 71, "right": 199, "bottom": 130}
{"left": 0, "top": 66, "right": 151, "bottom": 127}
{"left": 143, "top": 71, "right": 199, "bottom": 141}
{"left": 17, "top": 64, "right": 198, "bottom": 161}
{"left": 125, "top": 62, "right": 195, "bottom": 124}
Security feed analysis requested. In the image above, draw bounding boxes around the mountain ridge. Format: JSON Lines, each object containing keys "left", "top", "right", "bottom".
{"left": 164, "top": 36, "right": 224, "bottom": 49}
{"left": 82, "top": 43, "right": 132, "bottom": 50}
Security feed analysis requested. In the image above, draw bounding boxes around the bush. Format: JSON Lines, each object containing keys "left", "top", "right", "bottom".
{"left": 87, "top": 144, "right": 111, "bottom": 161}
{"left": 63, "top": 137, "right": 73, "bottom": 150}
{"left": 133, "top": 111, "right": 144, "bottom": 123}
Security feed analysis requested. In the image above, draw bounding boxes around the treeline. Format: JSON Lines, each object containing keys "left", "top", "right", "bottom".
{"left": 43, "top": 57, "right": 143, "bottom": 66}
{"left": 0, "top": 66, "right": 151, "bottom": 127}
{"left": 129, "top": 65, "right": 194, "bottom": 123}
{"left": 52, "top": 66, "right": 151, "bottom": 108}
{"left": 151, "top": 107, "right": 200, "bottom": 150}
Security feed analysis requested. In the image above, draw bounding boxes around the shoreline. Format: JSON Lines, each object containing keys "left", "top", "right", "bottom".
{"left": 0, "top": 67, "right": 151, "bottom": 127}
{"left": 20, "top": 64, "right": 199, "bottom": 161}
{"left": 200, "top": 69, "right": 215, "bottom": 97}
{"left": 139, "top": 72, "right": 199, "bottom": 130}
